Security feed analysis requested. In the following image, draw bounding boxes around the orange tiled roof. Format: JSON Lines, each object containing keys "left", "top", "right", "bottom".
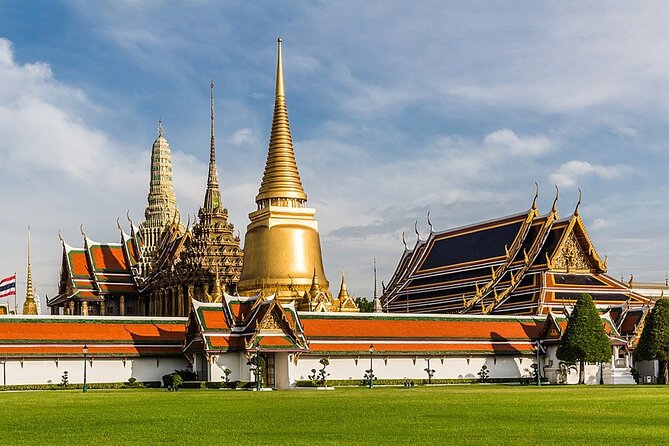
{"left": 90, "top": 245, "right": 128, "bottom": 272}
{"left": 0, "top": 316, "right": 186, "bottom": 357}
{"left": 300, "top": 314, "right": 544, "bottom": 341}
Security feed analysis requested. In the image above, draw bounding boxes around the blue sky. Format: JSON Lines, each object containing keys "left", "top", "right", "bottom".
{"left": 1, "top": 1, "right": 669, "bottom": 312}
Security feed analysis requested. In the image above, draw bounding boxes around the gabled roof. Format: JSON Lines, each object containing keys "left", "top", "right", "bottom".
{"left": 299, "top": 312, "right": 545, "bottom": 356}
{"left": 50, "top": 229, "right": 142, "bottom": 307}
{"left": 382, "top": 194, "right": 650, "bottom": 318}
{"left": 0, "top": 315, "right": 186, "bottom": 357}
{"left": 185, "top": 296, "right": 308, "bottom": 354}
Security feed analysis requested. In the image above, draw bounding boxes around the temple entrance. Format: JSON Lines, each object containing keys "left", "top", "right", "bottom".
{"left": 261, "top": 353, "right": 276, "bottom": 388}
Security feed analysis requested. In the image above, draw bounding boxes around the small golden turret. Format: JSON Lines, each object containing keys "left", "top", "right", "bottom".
{"left": 238, "top": 39, "right": 330, "bottom": 307}
{"left": 23, "top": 226, "right": 38, "bottom": 315}
{"left": 337, "top": 270, "right": 350, "bottom": 301}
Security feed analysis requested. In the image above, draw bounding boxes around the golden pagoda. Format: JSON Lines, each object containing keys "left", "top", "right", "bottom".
{"left": 23, "top": 226, "right": 38, "bottom": 315}
{"left": 238, "top": 39, "right": 331, "bottom": 309}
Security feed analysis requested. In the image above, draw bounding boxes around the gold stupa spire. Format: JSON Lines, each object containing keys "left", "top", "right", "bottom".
{"left": 204, "top": 80, "right": 222, "bottom": 210}
{"left": 23, "top": 226, "right": 37, "bottom": 315}
{"left": 256, "top": 38, "right": 307, "bottom": 205}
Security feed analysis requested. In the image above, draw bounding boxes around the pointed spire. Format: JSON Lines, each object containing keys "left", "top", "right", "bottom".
{"left": 310, "top": 267, "right": 321, "bottom": 294}
{"left": 337, "top": 269, "right": 351, "bottom": 301}
{"left": 373, "top": 258, "right": 383, "bottom": 313}
{"left": 256, "top": 38, "right": 307, "bottom": 205}
{"left": 204, "top": 80, "right": 223, "bottom": 210}
{"left": 23, "top": 226, "right": 37, "bottom": 315}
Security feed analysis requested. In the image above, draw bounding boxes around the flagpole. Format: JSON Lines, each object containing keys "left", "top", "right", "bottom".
{"left": 14, "top": 272, "right": 17, "bottom": 314}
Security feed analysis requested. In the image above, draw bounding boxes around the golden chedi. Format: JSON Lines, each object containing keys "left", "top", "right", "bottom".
{"left": 238, "top": 39, "right": 330, "bottom": 309}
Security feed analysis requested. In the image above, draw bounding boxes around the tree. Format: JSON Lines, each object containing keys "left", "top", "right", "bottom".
{"left": 556, "top": 293, "right": 611, "bottom": 384}
{"left": 247, "top": 354, "right": 266, "bottom": 387}
{"left": 354, "top": 297, "right": 374, "bottom": 313}
{"left": 636, "top": 298, "right": 669, "bottom": 384}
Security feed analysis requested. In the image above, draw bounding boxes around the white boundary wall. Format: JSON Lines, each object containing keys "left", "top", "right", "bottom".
{"left": 287, "top": 354, "right": 537, "bottom": 385}
{"left": 0, "top": 356, "right": 188, "bottom": 385}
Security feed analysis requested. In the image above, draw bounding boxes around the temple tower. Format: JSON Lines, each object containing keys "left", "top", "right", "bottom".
{"left": 238, "top": 39, "right": 330, "bottom": 307}
{"left": 178, "top": 81, "right": 244, "bottom": 297}
{"left": 23, "top": 226, "right": 38, "bottom": 315}
{"left": 138, "top": 121, "right": 179, "bottom": 277}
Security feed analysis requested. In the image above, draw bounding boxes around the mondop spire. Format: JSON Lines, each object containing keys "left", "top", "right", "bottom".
{"left": 204, "top": 80, "right": 223, "bottom": 210}
{"left": 256, "top": 38, "right": 307, "bottom": 205}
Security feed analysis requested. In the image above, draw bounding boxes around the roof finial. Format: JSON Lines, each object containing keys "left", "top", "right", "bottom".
{"left": 57, "top": 229, "right": 64, "bottom": 244}
{"left": 532, "top": 181, "right": 539, "bottom": 211}
{"left": 551, "top": 185, "right": 559, "bottom": 214}
{"left": 574, "top": 188, "right": 582, "bottom": 216}
{"left": 427, "top": 211, "right": 434, "bottom": 233}
{"left": 80, "top": 224, "right": 86, "bottom": 238}
{"left": 116, "top": 217, "right": 122, "bottom": 231}
{"left": 157, "top": 118, "right": 164, "bottom": 137}
{"left": 401, "top": 231, "right": 408, "bottom": 250}
{"left": 414, "top": 220, "right": 421, "bottom": 243}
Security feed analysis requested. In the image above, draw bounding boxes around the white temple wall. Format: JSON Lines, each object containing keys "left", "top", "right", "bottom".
{"left": 542, "top": 345, "right": 607, "bottom": 384}
{"left": 208, "top": 353, "right": 249, "bottom": 382}
{"left": 0, "top": 356, "right": 187, "bottom": 386}
{"left": 289, "top": 354, "right": 537, "bottom": 385}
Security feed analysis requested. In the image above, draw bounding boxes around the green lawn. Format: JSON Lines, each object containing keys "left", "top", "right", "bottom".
{"left": 2, "top": 385, "right": 668, "bottom": 445}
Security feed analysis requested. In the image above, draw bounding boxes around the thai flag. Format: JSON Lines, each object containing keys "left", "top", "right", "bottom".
{"left": 0, "top": 274, "right": 16, "bottom": 299}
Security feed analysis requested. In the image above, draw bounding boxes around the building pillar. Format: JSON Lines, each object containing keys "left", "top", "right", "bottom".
{"left": 177, "top": 286, "right": 184, "bottom": 317}
{"left": 100, "top": 300, "right": 106, "bottom": 316}
{"left": 120, "top": 295, "right": 126, "bottom": 316}
{"left": 81, "top": 301, "right": 88, "bottom": 316}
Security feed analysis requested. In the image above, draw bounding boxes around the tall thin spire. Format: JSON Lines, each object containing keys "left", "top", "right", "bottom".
{"left": 256, "top": 38, "right": 307, "bottom": 205}
{"left": 23, "top": 226, "right": 37, "bottom": 315}
{"left": 373, "top": 258, "right": 383, "bottom": 313}
{"left": 204, "top": 80, "right": 222, "bottom": 210}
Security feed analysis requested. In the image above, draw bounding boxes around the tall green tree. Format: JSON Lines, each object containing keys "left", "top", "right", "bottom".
{"left": 556, "top": 293, "right": 611, "bottom": 384}
{"left": 354, "top": 297, "right": 374, "bottom": 313}
{"left": 636, "top": 298, "right": 669, "bottom": 384}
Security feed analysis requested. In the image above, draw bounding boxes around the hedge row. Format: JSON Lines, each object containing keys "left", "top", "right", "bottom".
{"left": 0, "top": 381, "right": 161, "bottom": 391}
{"left": 295, "top": 377, "right": 548, "bottom": 387}
{"left": 181, "top": 380, "right": 255, "bottom": 389}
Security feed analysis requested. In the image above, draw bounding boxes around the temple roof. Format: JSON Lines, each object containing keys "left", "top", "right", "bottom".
{"left": 382, "top": 192, "right": 649, "bottom": 317}
{"left": 50, "top": 227, "right": 142, "bottom": 307}
{"left": 0, "top": 315, "right": 186, "bottom": 357}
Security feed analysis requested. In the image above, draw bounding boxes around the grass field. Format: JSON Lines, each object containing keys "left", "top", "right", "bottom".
{"left": 2, "top": 385, "right": 669, "bottom": 445}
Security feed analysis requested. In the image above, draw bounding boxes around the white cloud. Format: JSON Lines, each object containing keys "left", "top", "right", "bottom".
{"left": 230, "top": 128, "right": 258, "bottom": 146}
{"left": 611, "top": 127, "right": 638, "bottom": 137}
{"left": 549, "top": 160, "right": 630, "bottom": 188}
{"left": 483, "top": 129, "right": 555, "bottom": 157}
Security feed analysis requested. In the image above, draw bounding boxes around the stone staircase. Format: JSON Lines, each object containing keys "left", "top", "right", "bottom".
{"left": 602, "top": 363, "right": 637, "bottom": 385}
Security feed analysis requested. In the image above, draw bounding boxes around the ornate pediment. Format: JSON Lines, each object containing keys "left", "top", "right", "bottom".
{"left": 552, "top": 231, "right": 593, "bottom": 273}
{"left": 259, "top": 309, "right": 283, "bottom": 331}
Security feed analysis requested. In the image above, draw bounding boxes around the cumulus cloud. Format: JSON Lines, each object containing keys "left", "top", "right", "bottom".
{"left": 0, "top": 38, "right": 209, "bottom": 309}
{"left": 483, "top": 129, "right": 555, "bottom": 156}
{"left": 549, "top": 160, "right": 630, "bottom": 188}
